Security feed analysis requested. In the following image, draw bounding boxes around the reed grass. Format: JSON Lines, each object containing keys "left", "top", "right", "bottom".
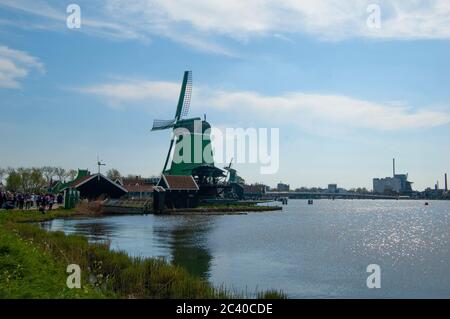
{"left": 0, "top": 209, "right": 286, "bottom": 299}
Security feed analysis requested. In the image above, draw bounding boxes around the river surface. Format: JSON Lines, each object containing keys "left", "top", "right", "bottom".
{"left": 39, "top": 200, "right": 450, "bottom": 298}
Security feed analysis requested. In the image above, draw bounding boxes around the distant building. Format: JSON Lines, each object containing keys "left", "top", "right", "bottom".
{"left": 373, "top": 158, "right": 413, "bottom": 195}
{"left": 373, "top": 176, "right": 411, "bottom": 194}
{"left": 445, "top": 173, "right": 448, "bottom": 192}
{"left": 328, "top": 184, "right": 338, "bottom": 193}
{"left": 277, "top": 182, "right": 290, "bottom": 192}
{"left": 422, "top": 187, "right": 445, "bottom": 200}
{"left": 243, "top": 184, "right": 267, "bottom": 198}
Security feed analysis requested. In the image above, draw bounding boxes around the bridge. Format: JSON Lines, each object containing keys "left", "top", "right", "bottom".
{"left": 261, "top": 191, "right": 400, "bottom": 200}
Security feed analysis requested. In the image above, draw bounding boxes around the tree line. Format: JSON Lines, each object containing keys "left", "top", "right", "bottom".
{"left": 0, "top": 167, "right": 77, "bottom": 193}
{"left": 0, "top": 166, "right": 162, "bottom": 193}
{"left": 104, "top": 169, "right": 159, "bottom": 182}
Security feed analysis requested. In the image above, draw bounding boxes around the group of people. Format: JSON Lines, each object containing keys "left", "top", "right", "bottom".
{"left": 0, "top": 191, "right": 63, "bottom": 213}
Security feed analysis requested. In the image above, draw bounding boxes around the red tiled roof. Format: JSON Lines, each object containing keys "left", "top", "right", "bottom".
{"left": 162, "top": 175, "right": 199, "bottom": 190}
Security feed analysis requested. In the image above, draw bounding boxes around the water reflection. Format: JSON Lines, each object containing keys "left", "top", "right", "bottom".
{"left": 39, "top": 215, "right": 216, "bottom": 280}
{"left": 39, "top": 219, "right": 121, "bottom": 242}
{"left": 153, "top": 216, "right": 214, "bottom": 279}
{"left": 37, "top": 200, "right": 450, "bottom": 298}
{"left": 72, "top": 222, "right": 119, "bottom": 240}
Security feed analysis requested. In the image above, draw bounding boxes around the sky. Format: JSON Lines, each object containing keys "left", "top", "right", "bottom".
{"left": 0, "top": 0, "right": 450, "bottom": 190}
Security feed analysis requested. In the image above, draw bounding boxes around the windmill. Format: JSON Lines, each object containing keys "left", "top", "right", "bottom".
{"left": 151, "top": 71, "right": 193, "bottom": 173}
{"left": 151, "top": 71, "right": 215, "bottom": 176}
{"left": 222, "top": 158, "right": 244, "bottom": 199}
{"left": 224, "top": 158, "right": 234, "bottom": 181}
{"left": 151, "top": 71, "right": 240, "bottom": 200}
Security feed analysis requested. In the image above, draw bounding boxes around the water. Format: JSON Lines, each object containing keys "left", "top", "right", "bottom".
{"left": 39, "top": 200, "right": 450, "bottom": 298}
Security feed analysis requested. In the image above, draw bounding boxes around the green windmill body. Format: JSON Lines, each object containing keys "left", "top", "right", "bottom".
{"left": 152, "top": 71, "right": 215, "bottom": 176}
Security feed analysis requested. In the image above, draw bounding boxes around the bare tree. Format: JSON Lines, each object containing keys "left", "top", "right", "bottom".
{"left": 106, "top": 169, "right": 122, "bottom": 181}
{"left": 54, "top": 167, "right": 67, "bottom": 181}
{"left": 41, "top": 166, "right": 56, "bottom": 184}
{"left": 0, "top": 168, "right": 5, "bottom": 183}
{"left": 67, "top": 169, "right": 77, "bottom": 180}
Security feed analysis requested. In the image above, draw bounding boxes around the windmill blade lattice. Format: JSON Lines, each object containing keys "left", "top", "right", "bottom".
{"left": 152, "top": 119, "right": 176, "bottom": 131}
{"left": 180, "top": 71, "right": 192, "bottom": 118}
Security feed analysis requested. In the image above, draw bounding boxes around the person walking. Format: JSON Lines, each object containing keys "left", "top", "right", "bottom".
{"left": 39, "top": 202, "right": 46, "bottom": 214}
{"left": 0, "top": 191, "right": 4, "bottom": 208}
{"left": 48, "top": 195, "right": 54, "bottom": 211}
{"left": 31, "top": 194, "right": 36, "bottom": 209}
{"left": 18, "top": 193, "right": 24, "bottom": 210}
{"left": 25, "top": 194, "right": 32, "bottom": 210}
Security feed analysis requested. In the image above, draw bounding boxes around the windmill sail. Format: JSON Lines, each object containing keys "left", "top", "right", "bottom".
{"left": 181, "top": 71, "right": 192, "bottom": 118}
{"left": 163, "top": 136, "right": 177, "bottom": 172}
{"left": 152, "top": 71, "right": 192, "bottom": 132}
{"left": 175, "top": 71, "right": 192, "bottom": 121}
{"left": 152, "top": 119, "right": 176, "bottom": 131}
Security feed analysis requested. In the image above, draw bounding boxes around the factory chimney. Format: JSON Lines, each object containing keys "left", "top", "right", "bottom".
{"left": 392, "top": 158, "right": 396, "bottom": 177}
{"left": 445, "top": 173, "right": 448, "bottom": 192}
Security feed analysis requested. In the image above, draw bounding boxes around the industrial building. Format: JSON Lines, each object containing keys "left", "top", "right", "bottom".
{"left": 328, "top": 184, "right": 338, "bottom": 193}
{"left": 277, "top": 182, "right": 290, "bottom": 192}
{"left": 373, "top": 159, "right": 413, "bottom": 195}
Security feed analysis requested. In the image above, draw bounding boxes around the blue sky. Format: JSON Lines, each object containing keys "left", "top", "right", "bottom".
{"left": 1, "top": 0, "right": 450, "bottom": 190}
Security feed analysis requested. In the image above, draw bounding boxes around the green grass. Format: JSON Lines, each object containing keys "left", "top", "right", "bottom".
{"left": 0, "top": 209, "right": 78, "bottom": 224}
{"left": 0, "top": 209, "right": 286, "bottom": 299}
{"left": 0, "top": 224, "right": 105, "bottom": 298}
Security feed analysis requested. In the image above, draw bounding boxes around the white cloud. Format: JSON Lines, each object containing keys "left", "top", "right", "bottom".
{"left": 0, "top": 45, "right": 44, "bottom": 88}
{"left": 76, "top": 78, "right": 450, "bottom": 132}
{"left": 0, "top": 0, "right": 146, "bottom": 41}
{"left": 76, "top": 80, "right": 180, "bottom": 108}
{"left": 2, "top": 1, "right": 450, "bottom": 54}
{"left": 109, "top": 0, "right": 450, "bottom": 41}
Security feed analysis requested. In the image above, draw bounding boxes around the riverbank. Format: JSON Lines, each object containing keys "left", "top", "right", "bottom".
{"left": 161, "top": 204, "right": 282, "bottom": 215}
{"left": 99, "top": 199, "right": 283, "bottom": 215}
{"left": 0, "top": 209, "right": 285, "bottom": 299}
